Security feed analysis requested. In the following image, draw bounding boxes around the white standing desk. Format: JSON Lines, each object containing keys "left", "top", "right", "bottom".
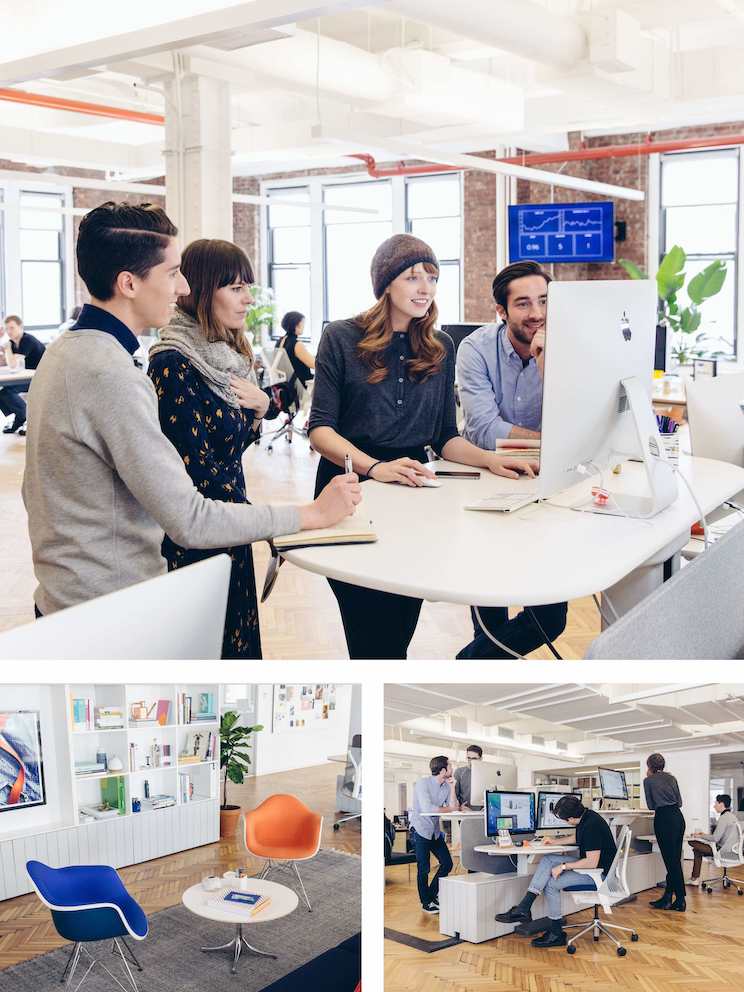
{"left": 473, "top": 843, "right": 578, "bottom": 876}
{"left": 0, "top": 368, "right": 34, "bottom": 387}
{"left": 597, "top": 809, "right": 655, "bottom": 841}
{"left": 283, "top": 456, "right": 744, "bottom": 618}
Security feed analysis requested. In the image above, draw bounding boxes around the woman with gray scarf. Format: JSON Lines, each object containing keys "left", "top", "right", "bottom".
{"left": 148, "top": 239, "right": 286, "bottom": 658}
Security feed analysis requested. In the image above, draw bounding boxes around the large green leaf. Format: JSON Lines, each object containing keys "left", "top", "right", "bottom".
{"left": 656, "top": 245, "right": 686, "bottom": 301}
{"left": 687, "top": 260, "right": 727, "bottom": 304}
{"left": 227, "top": 766, "right": 245, "bottom": 785}
{"left": 679, "top": 307, "right": 702, "bottom": 334}
{"left": 618, "top": 258, "right": 647, "bottom": 280}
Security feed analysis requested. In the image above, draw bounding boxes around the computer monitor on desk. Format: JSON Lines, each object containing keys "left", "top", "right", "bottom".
{"left": 485, "top": 790, "right": 536, "bottom": 839}
{"left": 441, "top": 323, "right": 481, "bottom": 355}
{"left": 537, "top": 791, "right": 582, "bottom": 831}
{"left": 598, "top": 767, "right": 629, "bottom": 807}
{"left": 537, "top": 279, "right": 677, "bottom": 518}
{"left": 469, "top": 761, "right": 517, "bottom": 809}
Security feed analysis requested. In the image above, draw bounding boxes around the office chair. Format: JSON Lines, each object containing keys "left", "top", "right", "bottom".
{"left": 260, "top": 348, "right": 308, "bottom": 452}
{"left": 701, "top": 820, "right": 744, "bottom": 895}
{"left": 333, "top": 743, "right": 362, "bottom": 831}
{"left": 242, "top": 794, "right": 322, "bottom": 911}
{"left": 26, "top": 860, "right": 148, "bottom": 991}
{"left": 384, "top": 814, "right": 416, "bottom": 883}
{"left": 562, "top": 826, "right": 639, "bottom": 956}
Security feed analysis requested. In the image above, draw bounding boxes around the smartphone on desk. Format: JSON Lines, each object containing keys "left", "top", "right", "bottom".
{"left": 435, "top": 470, "right": 481, "bottom": 479}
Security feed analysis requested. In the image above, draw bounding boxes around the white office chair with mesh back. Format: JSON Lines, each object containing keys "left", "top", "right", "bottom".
{"left": 563, "top": 825, "right": 638, "bottom": 957}
{"left": 702, "top": 820, "right": 744, "bottom": 895}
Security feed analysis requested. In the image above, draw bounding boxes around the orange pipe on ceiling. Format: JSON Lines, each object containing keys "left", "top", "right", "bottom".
{"left": 0, "top": 87, "right": 165, "bottom": 126}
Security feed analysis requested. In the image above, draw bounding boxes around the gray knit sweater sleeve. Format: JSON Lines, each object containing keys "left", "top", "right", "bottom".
{"left": 81, "top": 364, "right": 300, "bottom": 548}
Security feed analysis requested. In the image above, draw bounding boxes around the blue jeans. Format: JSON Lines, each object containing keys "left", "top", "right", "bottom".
{"left": 527, "top": 853, "right": 596, "bottom": 920}
{"left": 0, "top": 382, "right": 27, "bottom": 423}
{"left": 411, "top": 829, "right": 453, "bottom": 907}
{"left": 457, "top": 603, "right": 568, "bottom": 659}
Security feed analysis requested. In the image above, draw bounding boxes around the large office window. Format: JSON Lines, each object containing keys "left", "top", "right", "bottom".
{"left": 19, "top": 190, "right": 65, "bottom": 330}
{"left": 324, "top": 181, "right": 392, "bottom": 322}
{"left": 660, "top": 148, "right": 739, "bottom": 358}
{"left": 267, "top": 187, "right": 312, "bottom": 335}
{"left": 406, "top": 174, "right": 462, "bottom": 325}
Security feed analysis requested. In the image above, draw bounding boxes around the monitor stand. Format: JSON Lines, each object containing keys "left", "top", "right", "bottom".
{"left": 573, "top": 375, "right": 678, "bottom": 519}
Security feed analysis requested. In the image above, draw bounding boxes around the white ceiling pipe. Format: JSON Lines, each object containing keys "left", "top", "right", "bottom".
{"left": 388, "top": 0, "right": 588, "bottom": 70}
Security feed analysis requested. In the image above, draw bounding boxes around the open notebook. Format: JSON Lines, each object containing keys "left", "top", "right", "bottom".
{"left": 272, "top": 514, "right": 377, "bottom": 551}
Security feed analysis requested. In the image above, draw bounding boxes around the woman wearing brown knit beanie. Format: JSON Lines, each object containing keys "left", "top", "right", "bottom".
{"left": 307, "top": 232, "right": 538, "bottom": 660}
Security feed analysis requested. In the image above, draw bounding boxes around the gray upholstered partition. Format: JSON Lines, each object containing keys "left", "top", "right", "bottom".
{"left": 586, "top": 519, "right": 744, "bottom": 660}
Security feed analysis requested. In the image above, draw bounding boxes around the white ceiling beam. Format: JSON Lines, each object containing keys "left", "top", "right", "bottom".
{"left": 0, "top": 125, "right": 161, "bottom": 173}
{"left": 0, "top": 1, "right": 383, "bottom": 84}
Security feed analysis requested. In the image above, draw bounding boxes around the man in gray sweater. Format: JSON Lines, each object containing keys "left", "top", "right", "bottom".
{"left": 688, "top": 794, "right": 741, "bottom": 886}
{"left": 23, "top": 202, "right": 360, "bottom": 617}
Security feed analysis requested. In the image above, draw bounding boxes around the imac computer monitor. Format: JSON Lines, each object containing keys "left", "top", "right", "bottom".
{"left": 538, "top": 279, "right": 677, "bottom": 517}
{"left": 485, "top": 790, "right": 536, "bottom": 837}
{"left": 468, "top": 761, "right": 517, "bottom": 808}
{"left": 599, "top": 767, "right": 629, "bottom": 801}
{"left": 537, "top": 791, "right": 582, "bottom": 830}
{"left": 441, "top": 323, "right": 481, "bottom": 355}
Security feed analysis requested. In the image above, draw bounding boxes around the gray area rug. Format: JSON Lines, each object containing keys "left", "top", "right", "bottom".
{"left": 0, "top": 849, "right": 360, "bottom": 992}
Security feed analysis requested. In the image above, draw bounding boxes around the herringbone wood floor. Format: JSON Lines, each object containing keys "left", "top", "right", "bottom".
{"left": 384, "top": 863, "right": 744, "bottom": 992}
{"left": 0, "top": 430, "right": 600, "bottom": 658}
{"left": 0, "top": 764, "right": 359, "bottom": 970}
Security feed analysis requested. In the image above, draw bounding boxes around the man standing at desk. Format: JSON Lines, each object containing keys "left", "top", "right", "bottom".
{"left": 454, "top": 744, "right": 483, "bottom": 809}
{"left": 496, "top": 794, "right": 616, "bottom": 948}
{"left": 456, "top": 261, "right": 567, "bottom": 659}
{"left": 410, "top": 755, "right": 459, "bottom": 914}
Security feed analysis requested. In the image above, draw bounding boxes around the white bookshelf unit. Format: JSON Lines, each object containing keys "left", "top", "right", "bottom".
{"left": 0, "top": 684, "right": 220, "bottom": 901}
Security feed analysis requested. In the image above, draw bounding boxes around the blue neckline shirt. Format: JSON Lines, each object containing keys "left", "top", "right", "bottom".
{"left": 456, "top": 322, "right": 543, "bottom": 447}
{"left": 71, "top": 304, "right": 140, "bottom": 356}
{"left": 410, "top": 776, "right": 452, "bottom": 840}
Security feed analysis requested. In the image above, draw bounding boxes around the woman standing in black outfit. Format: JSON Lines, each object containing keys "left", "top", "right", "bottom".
{"left": 149, "top": 240, "right": 359, "bottom": 658}
{"left": 644, "top": 752, "right": 686, "bottom": 911}
{"left": 308, "top": 233, "right": 537, "bottom": 660}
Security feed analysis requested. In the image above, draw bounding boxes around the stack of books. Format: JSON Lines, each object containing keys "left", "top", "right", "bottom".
{"left": 139, "top": 794, "right": 176, "bottom": 811}
{"left": 95, "top": 706, "right": 125, "bottom": 730}
{"left": 79, "top": 803, "right": 120, "bottom": 820}
{"left": 193, "top": 692, "right": 217, "bottom": 722}
{"left": 71, "top": 697, "right": 93, "bottom": 732}
{"left": 74, "top": 760, "right": 107, "bottom": 777}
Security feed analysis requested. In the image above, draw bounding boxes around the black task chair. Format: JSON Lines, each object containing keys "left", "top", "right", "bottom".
{"left": 384, "top": 814, "right": 416, "bottom": 882}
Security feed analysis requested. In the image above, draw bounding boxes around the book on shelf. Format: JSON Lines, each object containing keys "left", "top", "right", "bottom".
{"left": 100, "top": 775, "right": 127, "bottom": 815}
{"left": 178, "top": 693, "right": 192, "bottom": 725}
{"left": 180, "top": 729, "right": 217, "bottom": 762}
{"left": 196, "top": 692, "right": 216, "bottom": 721}
{"left": 178, "top": 755, "right": 202, "bottom": 765}
{"left": 179, "top": 772, "right": 195, "bottom": 803}
{"left": 156, "top": 699, "right": 171, "bottom": 726}
{"left": 139, "top": 794, "right": 176, "bottom": 811}
{"left": 79, "top": 803, "right": 120, "bottom": 820}
{"left": 95, "top": 706, "right": 124, "bottom": 729}
{"left": 75, "top": 762, "right": 107, "bottom": 776}
{"left": 71, "top": 697, "right": 93, "bottom": 731}
{"left": 272, "top": 514, "right": 376, "bottom": 551}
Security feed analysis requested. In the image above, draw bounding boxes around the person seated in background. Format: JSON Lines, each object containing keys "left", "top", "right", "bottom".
{"left": 454, "top": 744, "right": 483, "bottom": 809}
{"left": 1, "top": 315, "right": 46, "bottom": 435}
{"left": 688, "top": 794, "right": 740, "bottom": 887}
{"left": 277, "top": 310, "right": 315, "bottom": 388}
{"left": 456, "top": 261, "right": 567, "bottom": 660}
{"left": 496, "top": 793, "right": 617, "bottom": 948}
{"left": 410, "top": 755, "right": 459, "bottom": 914}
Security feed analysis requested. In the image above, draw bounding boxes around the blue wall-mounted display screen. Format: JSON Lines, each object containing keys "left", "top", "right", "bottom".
{"left": 508, "top": 201, "right": 615, "bottom": 264}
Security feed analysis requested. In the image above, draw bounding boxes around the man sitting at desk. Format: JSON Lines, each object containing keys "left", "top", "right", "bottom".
{"left": 454, "top": 744, "right": 482, "bottom": 809}
{"left": 455, "top": 261, "right": 567, "bottom": 659}
{"left": 410, "top": 755, "right": 459, "bottom": 914}
{"left": 1, "top": 315, "right": 46, "bottom": 435}
{"left": 496, "top": 794, "right": 616, "bottom": 948}
{"left": 688, "top": 793, "right": 740, "bottom": 887}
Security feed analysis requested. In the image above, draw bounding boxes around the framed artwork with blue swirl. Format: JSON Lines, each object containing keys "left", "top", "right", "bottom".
{"left": 0, "top": 711, "right": 46, "bottom": 813}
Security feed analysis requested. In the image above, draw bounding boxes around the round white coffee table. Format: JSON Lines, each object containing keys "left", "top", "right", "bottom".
{"left": 182, "top": 878, "right": 298, "bottom": 974}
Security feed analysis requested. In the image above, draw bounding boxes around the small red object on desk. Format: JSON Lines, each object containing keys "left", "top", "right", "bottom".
{"left": 691, "top": 521, "right": 705, "bottom": 537}
{"left": 592, "top": 486, "right": 610, "bottom": 507}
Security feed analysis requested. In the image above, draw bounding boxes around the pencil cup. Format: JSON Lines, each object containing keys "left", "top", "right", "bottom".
{"left": 660, "top": 433, "right": 680, "bottom": 464}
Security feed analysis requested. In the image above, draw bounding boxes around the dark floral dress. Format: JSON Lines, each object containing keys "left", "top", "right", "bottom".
{"left": 148, "top": 351, "right": 262, "bottom": 660}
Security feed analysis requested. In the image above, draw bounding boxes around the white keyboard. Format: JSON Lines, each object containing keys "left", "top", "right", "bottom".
{"left": 466, "top": 493, "right": 538, "bottom": 513}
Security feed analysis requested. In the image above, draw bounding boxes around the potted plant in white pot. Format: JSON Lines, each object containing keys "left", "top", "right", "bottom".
{"left": 220, "top": 711, "right": 263, "bottom": 838}
{"left": 619, "top": 246, "right": 727, "bottom": 367}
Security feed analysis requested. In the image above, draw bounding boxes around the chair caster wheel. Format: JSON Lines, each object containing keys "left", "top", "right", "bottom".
{"left": 631, "top": 933, "right": 639, "bottom": 942}
{"left": 593, "top": 935, "right": 599, "bottom": 942}
{"left": 706, "top": 887, "right": 713, "bottom": 894}
{"left": 566, "top": 945, "right": 576, "bottom": 955}
{"left": 738, "top": 889, "right": 743, "bottom": 896}
{"left": 723, "top": 879, "right": 730, "bottom": 889}
{"left": 617, "top": 946, "right": 627, "bottom": 956}
{"left": 333, "top": 823, "right": 340, "bottom": 831}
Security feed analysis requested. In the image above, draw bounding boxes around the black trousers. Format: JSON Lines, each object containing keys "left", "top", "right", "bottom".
{"left": 412, "top": 829, "right": 452, "bottom": 907}
{"left": 457, "top": 602, "right": 568, "bottom": 659}
{"left": 654, "top": 804, "right": 686, "bottom": 902}
{"left": 0, "top": 382, "right": 27, "bottom": 422}
{"left": 316, "top": 447, "right": 428, "bottom": 660}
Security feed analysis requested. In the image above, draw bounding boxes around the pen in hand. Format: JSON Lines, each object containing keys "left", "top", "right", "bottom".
{"left": 344, "top": 453, "right": 355, "bottom": 515}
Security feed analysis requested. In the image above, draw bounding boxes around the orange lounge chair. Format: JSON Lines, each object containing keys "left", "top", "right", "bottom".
{"left": 243, "top": 794, "right": 323, "bottom": 911}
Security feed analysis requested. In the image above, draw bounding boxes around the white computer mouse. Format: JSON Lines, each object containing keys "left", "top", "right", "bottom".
{"left": 419, "top": 477, "right": 442, "bottom": 488}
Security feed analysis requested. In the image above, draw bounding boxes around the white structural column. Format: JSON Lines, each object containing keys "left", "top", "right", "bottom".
{"left": 164, "top": 71, "right": 233, "bottom": 244}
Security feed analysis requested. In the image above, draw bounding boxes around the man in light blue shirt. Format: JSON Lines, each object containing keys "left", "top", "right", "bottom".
{"left": 456, "top": 261, "right": 567, "bottom": 660}
{"left": 410, "top": 755, "right": 459, "bottom": 913}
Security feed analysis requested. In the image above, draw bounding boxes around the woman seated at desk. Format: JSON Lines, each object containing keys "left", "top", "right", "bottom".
{"left": 277, "top": 310, "right": 315, "bottom": 388}
{"left": 308, "top": 232, "right": 537, "bottom": 659}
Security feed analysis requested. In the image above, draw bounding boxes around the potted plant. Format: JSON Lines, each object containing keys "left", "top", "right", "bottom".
{"left": 220, "top": 711, "right": 263, "bottom": 838}
{"left": 244, "top": 284, "right": 276, "bottom": 350}
{"left": 619, "top": 247, "right": 727, "bottom": 367}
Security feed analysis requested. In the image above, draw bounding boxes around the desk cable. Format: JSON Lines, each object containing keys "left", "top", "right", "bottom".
{"left": 473, "top": 606, "right": 563, "bottom": 661}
